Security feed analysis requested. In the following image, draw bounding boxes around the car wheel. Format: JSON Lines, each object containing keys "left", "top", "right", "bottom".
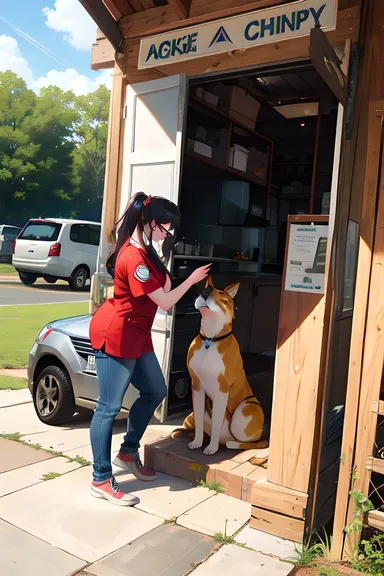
{"left": 43, "top": 275, "right": 57, "bottom": 284}
{"left": 33, "top": 365, "right": 75, "bottom": 425}
{"left": 69, "top": 266, "right": 88, "bottom": 291}
{"left": 19, "top": 272, "right": 37, "bottom": 285}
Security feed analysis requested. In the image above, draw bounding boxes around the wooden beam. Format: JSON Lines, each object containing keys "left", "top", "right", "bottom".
{"left": 366, "top": 457, "right": 384, "bottom": 475}
{"left": 80, "top": 0, "right": 124, "bottom": 51}
{"left": 120, "top": 0, "right": 328, "bottom": 39}
{"left": 92, "top": 35, "right": 116, "bottom": 69}
{"left": 103, "top": 0, "right": 133, "bottom": 19}
{"left": 168, "top": 0, "right": 191, "bottom": 19}
{"left": 252, "top": 478, "right": 308, "bottom": 519}
{"left": 368, "top": 510, "right": 384, "bottom": 532}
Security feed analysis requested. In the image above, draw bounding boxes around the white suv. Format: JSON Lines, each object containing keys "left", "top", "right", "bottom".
{"left": 13, "top": 218, "right": 101, "bottom": 291}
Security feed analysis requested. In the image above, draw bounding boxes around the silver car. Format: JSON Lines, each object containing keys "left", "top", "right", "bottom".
{"left": 28, "top": 315, "right": 138, "bottom": 425}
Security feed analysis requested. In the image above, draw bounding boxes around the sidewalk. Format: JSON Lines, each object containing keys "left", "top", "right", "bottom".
{"left": 0, "top": 402, "right": 296, "bottom": 576}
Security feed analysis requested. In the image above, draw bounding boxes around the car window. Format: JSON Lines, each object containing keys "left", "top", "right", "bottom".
{"left": 70, "top": 224, "right": 100, "bottom": 247}
{"left": 19, "top": 222, "right": 61, "bottom": 241}
{"left": 4, "top": 227, "right": 20, "bottom": 239}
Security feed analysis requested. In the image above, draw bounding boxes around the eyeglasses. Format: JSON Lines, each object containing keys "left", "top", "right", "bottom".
{"left": 157, "top": 223, "right": 174, "bottom": 238}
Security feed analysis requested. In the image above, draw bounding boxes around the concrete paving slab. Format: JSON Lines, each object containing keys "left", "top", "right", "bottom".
{"left": 0, "top": 456, "right": 82, "bottom": 497}
{"left": 0, "top": 465, "right": 163, "bottom": 562}
{"left": 235, "top": 525, "right": 297, "bottom": 561}
{"left": 0, "top": 518, "right": 86, "bottom": 576}
{"left": 115, "top": 471, "right": 214, "bottom": 519}
{"left": 0, "top": 403, "right": 51, "bottom": 435}
{"left": 190, "top": 544, "right": 293, "bottom": 575}
{"left": 0, "top": 388, "right": 31, "bottom": 408}
{"left": 88, "top": 523, "right": 216, "bottom": 576}
{"left": 177, "top": 492, "right": 250, "bottom": 537}
{"left": 0, "top": 437, "right": 55, "bottom": 473}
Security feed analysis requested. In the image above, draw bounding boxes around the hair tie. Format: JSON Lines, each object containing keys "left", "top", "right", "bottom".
{"left": 144, "top": 195, "right": 152, "bottom": 207}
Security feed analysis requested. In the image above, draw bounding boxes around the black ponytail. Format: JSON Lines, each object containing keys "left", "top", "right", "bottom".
{"left": 106, "top": 192, "right": 180, "bottom": 279}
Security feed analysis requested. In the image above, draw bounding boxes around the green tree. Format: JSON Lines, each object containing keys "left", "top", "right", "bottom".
{"left": 0, "top": 71, "right": 38, "bottom": 223}
{"left": 0, "top": 71, "right": 110, "bottom": 224}
{"left": 72, "top": 84, "right": 110, "bottom": 216}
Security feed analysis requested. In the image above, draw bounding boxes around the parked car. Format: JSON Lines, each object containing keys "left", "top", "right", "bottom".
{"left": 13, "top": 218, "right": 101, "bottom": 290}
{"left": 28, "top": 315, "right": 138, "bottom": 425}
{"left": 0, "top": 225, "right": 21, "bottom": 264}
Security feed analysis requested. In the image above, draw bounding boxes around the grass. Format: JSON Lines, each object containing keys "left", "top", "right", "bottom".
{"left": 0, "top": 375, "right": 28, "bottom": 390}
{"left": 0, "top": 302, "right": 88, "bottom": 369}
{"left": 318, "top": 567, "right": 341, "bottom": 576}
{"left": 0, "top": 264, "right": 17, "bottom": 275}
{"left": 42, "top": 472, "right": 61, "bottom": 481}
{"left": 199, "top": 479, "right": 226, "bottom": 493}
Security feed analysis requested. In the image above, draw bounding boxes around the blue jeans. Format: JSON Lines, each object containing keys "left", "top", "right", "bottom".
{"left": 90, "top": 351, "right": 166, "bottom": 482}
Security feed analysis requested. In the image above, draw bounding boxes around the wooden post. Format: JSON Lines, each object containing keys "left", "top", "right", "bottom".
{"left": 98, "top": 61, "right": 125, "bottom": 274}
{"left": 267, "top": 215, "right": 329, "bottom": 494}
{"left": 310, "top": 104, "right": 322, "bottom": 214}
{"left": 330, "top": 0, "right": 384, "bottom": 560}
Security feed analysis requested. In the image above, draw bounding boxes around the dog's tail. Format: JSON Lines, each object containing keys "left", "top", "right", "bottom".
{"left": 226, "top": 439, "right": 269, "bottom": 451}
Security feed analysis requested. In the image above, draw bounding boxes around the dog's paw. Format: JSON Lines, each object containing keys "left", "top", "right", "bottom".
{"left": 203, "top": 443, "right": 219, "bottom": 455}
{"left": 188, "top": 439, "right": 203, "bottom": 450}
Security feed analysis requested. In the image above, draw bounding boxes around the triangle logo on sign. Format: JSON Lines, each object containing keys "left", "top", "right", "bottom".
{"left": 209, "top": 26, "right": 233, "bottom": 48}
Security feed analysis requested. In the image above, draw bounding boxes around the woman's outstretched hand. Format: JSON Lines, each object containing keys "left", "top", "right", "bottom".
{"left": 188, "top": 264, "right": 211, "bottom": 285}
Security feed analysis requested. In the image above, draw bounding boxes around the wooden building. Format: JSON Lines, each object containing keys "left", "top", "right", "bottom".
{"left": 80, "top": 0, "right": 384, "bottom": 559}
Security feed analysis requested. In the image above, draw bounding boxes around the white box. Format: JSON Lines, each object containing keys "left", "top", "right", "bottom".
{"left": 229, "top": 144, "right": 249, "bottom": 172}
{"left": 203, "top": 90, "right": 219, "bottom": 107}
{"left": 187, "top": 139, "right": 212, "bottom": 158}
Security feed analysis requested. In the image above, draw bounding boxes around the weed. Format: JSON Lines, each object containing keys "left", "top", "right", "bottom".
{"left": 318, "top": 566, "right": 340, "bottom": 576}
{"left": 294, "top": 538, "right": 322, "bottom": 568}
{"left": 67, "top": 455, "right": 92, "bottom": 467}
{"left": 316, "top": 528, "right": 333, "bottom": 561}
{"left": 214, "top": 519, "right": 236, "bottom": 545}
{"left": 199, "top": 479, "right": 226, "bottom": 493}
{"left": 0, "top": 432, "right": 22, "bottom": 442}
{"left": 351, "top": 534, "right": 384, "bottom": 575}
{"left": 42, "top": 472, "right": 61, "bottom": 481}
{"left": 164, "top": 516, "right": 177, "bottom": 524}
{"left": 345, "top": 490, "right": 374, "bottom": 535}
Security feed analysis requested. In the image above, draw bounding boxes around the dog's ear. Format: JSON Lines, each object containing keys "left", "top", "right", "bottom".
{"left": 224, "top": 282, "right": 240, "bottom": 299}
{"left": 206, "top": 276, "right": 214, "bottom": 288}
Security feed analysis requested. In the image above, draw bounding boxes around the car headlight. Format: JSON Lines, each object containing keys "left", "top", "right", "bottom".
{"left": 36, "top": 325, "right": 53, "bottom": 343}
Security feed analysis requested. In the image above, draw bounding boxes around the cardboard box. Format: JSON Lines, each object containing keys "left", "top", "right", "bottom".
{"left": 248, "top": 148, "right": 268, "bottom": 184}
{"left": 213, "top": 83, "right": 261, "bottom": 130}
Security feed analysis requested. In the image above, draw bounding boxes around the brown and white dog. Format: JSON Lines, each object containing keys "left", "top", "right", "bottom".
{"left": 184, "top": 277, "right": 267, "bottom": 455}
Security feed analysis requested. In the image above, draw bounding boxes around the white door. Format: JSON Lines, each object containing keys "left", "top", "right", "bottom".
{"left": 121, "top": 74, "right": 188, "bottom": 421}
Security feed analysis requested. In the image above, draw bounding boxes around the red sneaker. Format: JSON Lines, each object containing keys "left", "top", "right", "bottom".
{"left": 91, "top": 476, "right": 139, "bottom": 506}
{"left": 112, "top": 452, "right": 157, "bottom": 481}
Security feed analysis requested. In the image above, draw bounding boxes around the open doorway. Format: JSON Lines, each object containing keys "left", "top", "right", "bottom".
{"left": 167, "top": 62, "right": 339, "bottom": 430}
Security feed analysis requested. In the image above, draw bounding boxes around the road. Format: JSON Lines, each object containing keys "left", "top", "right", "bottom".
{"left": 0, "top": 276, "right": 90, "bottom": 306}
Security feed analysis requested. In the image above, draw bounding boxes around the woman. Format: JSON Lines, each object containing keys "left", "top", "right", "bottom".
{"left": 89, "top": 192, "right": 210, "bottom": 506}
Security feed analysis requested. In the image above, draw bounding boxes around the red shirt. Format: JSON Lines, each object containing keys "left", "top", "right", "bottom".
{"left": 89, "top": 239, "right": 166, "bottom": 359}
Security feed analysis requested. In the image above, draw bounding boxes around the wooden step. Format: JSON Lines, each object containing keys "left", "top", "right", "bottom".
{"left": 366, "top": 456, "right": 384, "bottom": 474}
{"left": 144, "top": 434, "right": 268, "bottom": 502}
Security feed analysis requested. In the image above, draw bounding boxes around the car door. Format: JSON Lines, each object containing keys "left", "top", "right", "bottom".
{"left": 120, "top": 74, "right": 188, "bottom": 421}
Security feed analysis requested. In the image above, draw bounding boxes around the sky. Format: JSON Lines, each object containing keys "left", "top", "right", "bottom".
{"left": 0, "top": 0, "right": 113, "bottom": 95}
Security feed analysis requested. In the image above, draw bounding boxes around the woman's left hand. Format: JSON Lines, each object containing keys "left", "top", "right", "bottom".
{"left": 164, "top": 275, "right": 171, "bottom": 293}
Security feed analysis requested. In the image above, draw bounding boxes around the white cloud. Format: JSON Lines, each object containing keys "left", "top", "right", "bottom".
{"left": 33, "top": 67, "right": 112, "bottom": 96}
{"left": 43, "top": 0, "right": 96, "bottom": 51}
{"left": 0, "top": 35, "right": 34, "bottom": 86}
{"left": 0, "top": 34, "right": 112, "bottom": 96}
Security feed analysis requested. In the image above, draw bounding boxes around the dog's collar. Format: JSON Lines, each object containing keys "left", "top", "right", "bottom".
{"left": 199, "top": 331, "right": 233, "bottom": 349}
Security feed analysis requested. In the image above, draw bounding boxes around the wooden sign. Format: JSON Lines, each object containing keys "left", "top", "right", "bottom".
{"left": 139, "top": 0, "right": 338, "bottom": 70}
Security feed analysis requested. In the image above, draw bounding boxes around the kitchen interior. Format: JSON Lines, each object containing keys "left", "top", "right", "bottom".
{"left": 168, "top": 63, "right": 338, "bottom": 424}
